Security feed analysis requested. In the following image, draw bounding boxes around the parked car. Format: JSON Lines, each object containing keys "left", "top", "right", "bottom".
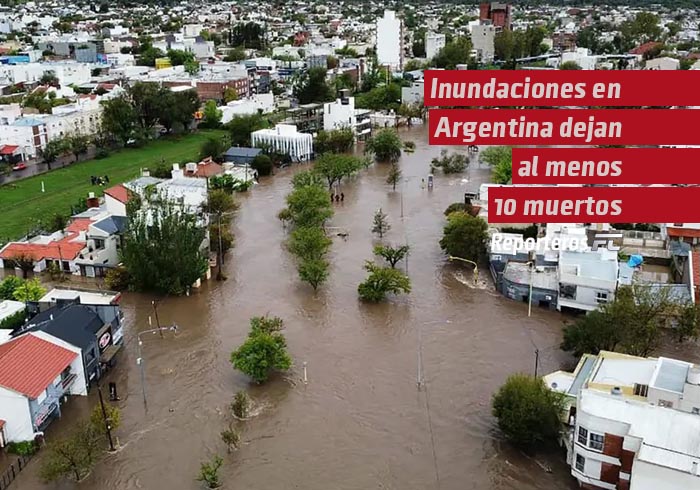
{"left": 12, "top": 162, "right": 27, "bottom": 171}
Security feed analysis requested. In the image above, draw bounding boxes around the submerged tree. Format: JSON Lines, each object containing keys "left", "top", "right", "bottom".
{"left": 373, "top": 244, "right": 410, "bottom": 269}
{"left": 365, "top": 129, "right": 402, "bottom": 163}
{"left": 121, "top": 197, "right": 208, "bottom": 295}
{"left": 386, "top": 163, "right": 402, "bottom": 191}
{"left": 371, "top": 209, "right": 391, "bottom": 239}
{"left": 197, "top": 455, "right": 224, "bottom": 489}
{"left": 358, "top": 261, "right": 411, "bottom": 302}
{"left": 230, "top": 316, "right": 292, "bottom": 383}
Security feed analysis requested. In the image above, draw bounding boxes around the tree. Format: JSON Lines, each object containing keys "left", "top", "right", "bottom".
{"left": 444, "top": 202, "right": 472, "bottom": 216}
{"left": 431, "top": 149, "right": 468, "bottom": 174}
{"left": 285, "top": 185, "right": 333, "bottom": 228}
{"left": 224, "top": 47, "right": 246, "bottom": 62}
{"left": 199, "top": 137, "right": 227, "bottom": 162}
{"left": 354, "top": 83, "right": 402, "bottom": 112}
{"left": 365, "top": 129, "right": 402, "bottom": 163}
{"left": 250, "top": 154, "right": 273, "bottom": 176}
{"left": 220, "top": 426, "right": 240, "bottom": 454}
{"left": 43, "top": 213, "right": 69, "bottom": 233}
{"left": 358, "top": 262, "right": 411, "bottom": 302}
{"left": 197, "top": 455, "right": 223, "bottom": 489}
{"left": 41, "top": 138, "right": 70, "bottom": 169}
{"left": 227, "top": 114, "right": 269, "bottom": 147}
{"left": 314, "top": 129, "right": 354, "bottom": 154}
{"left": 204, "top": 189, "right": 238, "bottom": 216}
{"left": 223, "top": 87, "right": 239, "bottom": 103}
{"left": 68, "top": 135, "right": 90, "bottom": 162}
{"left": 201, "top": 100, "right": 223, "bottom": 129}
{"left": 559, "top": 60, "right": 582, "bottom": 70}
{"left": 231, "top": 390, "right": 250, "bottom": 418}
{"left": 676, "top": 302, "right": 700, "bottom": 343}
{"left": 13, "top": 278, "right": 45, "bottom": 302}
{"left": 230, "top": 316, "right": 292, "bottom": 383}
{"left": 101, "top": 96, "right": 137, "bottom": 146}
{"left": 298, "top": 258, "right": 330, "bottom": 291}
{"left": 127, "top": 82, "right": 163, "bottom": 132}
{"left": 293, "top": 67, "right": 334, "bottom": 104}
{"left": 439, "top": 212, "right": 488, "bottom": 262}
{"left": 167, "top": 49, "right": 195, "bottom": 66}
{"left": 0, "top": 276, "right": 23, "bottom": 300}
{"left": 137, "top": 46, "right": 164, "bottom": 67}
{"left": 492, "top": 374, "right": 565, "bottom": 450}
{"left": 89, "top": 403, "right": 120, "bottom": 438}
{"left": 288, "top": 226, "right": 331, "bottom": 261}
{"left": 121, "top": 197, "right": 208, "bottom": 295}
{"left": 291, "top": 170, "right": 324, "bottom": 190}
{"left": 313, "top": 153, "right": 364, "bottom": 191}
{"left": 432, "top": 37, "right": 473, "bottom": 69}
{"left": 371, "top": 208, "right": 390, "bottom": 239}
{"left": 39, "top": 421, "right": 102, "bottom": 483}
{"left": 386, "top": 163, "right": 402, "bottom": 191}
{"left": 494, "top": 29, "right": 515, "bottom": 61}
{"left": 373, "top": 244, "right": 410, "bottom": 269}
{"left": 158, "top": 89, "right": 200, "bottom": 133}
{"left": 481, "top": 146, "right": 512, "bottom": 185}
{"left": 184, "top": 59, "right": 200, "bottom": 76}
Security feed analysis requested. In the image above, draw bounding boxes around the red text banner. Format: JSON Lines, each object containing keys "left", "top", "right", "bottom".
{"left": 428, "top": 109, "right": 700, "bottom": 146}
{"left": 487, "top": 186, "right": 700, "bottom": 223}
{"left": 511, "top": 147, "right": 700, "bottom": 184}
{"left": 423, "top": 70, "right": 700, "bottom": 107}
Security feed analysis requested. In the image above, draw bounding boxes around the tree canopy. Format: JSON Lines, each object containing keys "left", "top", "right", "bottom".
{"left": 365, "top": 129, "right": 402, "bottom": 163}
{"left": 230, "top": 316, "right": 292, "bottom": 383}
{"left": 439, "top": 212, "right": 488, "bottom": 262}
{"left": 293, "top": 67, "right": 334, "bottom": 104}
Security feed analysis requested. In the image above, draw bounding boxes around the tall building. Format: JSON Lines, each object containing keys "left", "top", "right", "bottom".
{"left": 376, "top": 10, "right": 403, "bottom": 72}
{"left": 479, "top": 2, "right": 512, "bottom": 30}
{"left": 425, "top": 32, "right": 446, "bottom": 60}
{"left": 471, "top": 23, "right": 496, "bottom": 62}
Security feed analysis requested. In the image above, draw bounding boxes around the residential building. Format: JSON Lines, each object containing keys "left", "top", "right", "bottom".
{"left": 558, "top": 249, "right": 619, "bottom": 312}
{"left": 23, "top": 300, "right": 124, "bottom": 387}
{"left": 0, "top": 332, "right": 87, "bottom": 445}
{"left": 322, "top": 90, "right": 371, "bottom": 140}
{"left": 0, "top": 116, "right": 48, "bottom": 160}
{"left": 402, "top": 80, "right": 424, "bottom": 105}
{"left": 224, "top": 147, "right": 262, "bottom": 165}
{"left": 251, "top": 124, "right": 313, "bottom": 162}
{"left": 73, "top": 210, "right": 127, "bottom": 278}
{"left": 425, "top": 32, "right": 446, "bottom": 60}
{"left": 182, "top": 158, "right": 224, "bottom": 179}
{"left": 103, "top": 184, "right": 129, "bottom": 217}
{"left": 220, "top": 93, "right": 274, "bottom": 123}
{"left": 376, "top": 10, "right": 403, "bottom": 72}
{"left": 545, "top": 351, "right": 700, "bottom": 490}
{"left": 662, "top": 223, "right": 700, "bottom": 245}
{"left": 645, "top": 57, "right": 680, "bottom": 70}
{"left": 479, "top": 2, "right": 512, "bottom": 30}
{"left": 471, "top": 23, "right": 496, "bottom": 63}
{"left": 283, "top": 103, "right": 324, "bottom": 134}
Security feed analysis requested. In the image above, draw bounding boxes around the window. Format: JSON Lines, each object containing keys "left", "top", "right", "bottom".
{"left": 658, "top": 399, "right": 674, "bottom": 408}
{"left": 560, "top": 284, "right": 576, "bottom": 299}
{"left": 633, "top": 383, "right": 649, "bottom": 397}
{"left": 577, "top": 426, "right": 588, "bottom": 445}
{"left": 575, "top": 453, "right": 585, "bottom": 472}
{"left": 589, "top": 433, "right": 605, "bottom": 451}
{"left": 595, "top": 291, "right": 609, "bottom": 304}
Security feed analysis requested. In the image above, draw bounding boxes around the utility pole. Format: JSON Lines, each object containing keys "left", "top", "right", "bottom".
{"left": 152, "top": 300, "right": 163, "bottom": 338}
{"left": 534, "top": 348, "right": 540, "bottom": 378}
{"left": 97, "top": 382, "right": 115, "bottom": 451}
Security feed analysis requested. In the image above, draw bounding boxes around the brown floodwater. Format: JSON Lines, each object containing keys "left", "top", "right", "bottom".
{"left": 12, "top": 126, "right": 584, "bottom": 490}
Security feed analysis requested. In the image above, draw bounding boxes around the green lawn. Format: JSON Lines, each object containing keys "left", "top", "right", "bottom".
{"left": 0, "top": 129, "right": 227, "bottom": 240}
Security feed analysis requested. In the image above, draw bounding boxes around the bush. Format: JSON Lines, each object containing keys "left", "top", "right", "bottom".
{"left": 231, "top": 390, "right": 250, "bottom": 418}
{"left": 7, "top": 440, "right": 38, "bottom": 456}
{"left": 0, "top": 275, "right": 24, "bottom": 300}
{"left": 364, "top": 129, "right": 402, "bottom": 163}
{"left": 94, "top": 147, "right": 110, "bottom": 159}
{"left": 492, "top": 374, "right": 565, "bottom": 450}
{"left": 104, "top": 266, "right": 130, "bottom": 291}
{"left": 230, "top": 316, "right": 292, "bottom": 383}
{"left": 250, "top": 154, "right": 273, "bottom": 176}
{"left": 0, "top": 309, "right": 26, "bottom": 330}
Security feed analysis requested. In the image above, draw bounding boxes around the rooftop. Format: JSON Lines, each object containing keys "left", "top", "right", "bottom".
{"left": 580, "top": 389, "right": 700, "bottom": 474}
{"left": 502, "top": 262, "right": 558, "bottom": 291}
{"left": 38, "top": 288, "right": 121, "bottom": 306}
{"left": 0, "top": 333, "right": 77, "bottom": 398}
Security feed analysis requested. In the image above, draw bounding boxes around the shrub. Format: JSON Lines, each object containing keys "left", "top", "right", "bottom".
{"left": 231, "top": 391, "right": 250, "bottom": 418}
{"left": 7, "top": 440, "right": 38, "bottom": 456}
{"left": 104, "top": 266, "right": 130, "bottom": 291}
{"left": 250, "top": 154, "right": 273, "bottom": 176}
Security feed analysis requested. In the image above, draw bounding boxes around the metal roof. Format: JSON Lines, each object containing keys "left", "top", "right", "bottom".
{"left": 651, "top": 358, "right": 691, "bottom": 394}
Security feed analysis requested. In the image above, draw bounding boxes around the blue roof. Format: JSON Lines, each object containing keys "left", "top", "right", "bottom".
{"left": 14, "top": 118, "right": 44, "bottom": 127}
{"left": 225, "top": 147, "right": 262, "bottom": 158}
{"left": 93, "top": 215, "right": 127, "bottom": 235}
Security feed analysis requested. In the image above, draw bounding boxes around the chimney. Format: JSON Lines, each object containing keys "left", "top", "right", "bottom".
{"left": 692, "top": 461, "right": 699, "bottom": 476}
{"left": 171, "top": 163, "right": 184, "bottom": 179}
{"left": 86, "top": 192, "right": 99, "bottom": 208}
{"left": 611, "top": 386, "right": 623, "bottom": 396}
{"left": 142, "top": 169, "right": 151, "bottom": 177}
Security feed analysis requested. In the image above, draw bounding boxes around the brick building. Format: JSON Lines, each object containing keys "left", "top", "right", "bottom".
{"left": 479, "top": 2, "right": 512, "bottom": 30}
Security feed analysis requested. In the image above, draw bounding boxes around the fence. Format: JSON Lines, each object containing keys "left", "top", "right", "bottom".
{"left": 0, "top": 454, "right": 33, "bottom": 490}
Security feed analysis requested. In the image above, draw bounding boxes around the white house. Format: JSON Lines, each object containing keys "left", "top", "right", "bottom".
{"left": 644, "top": 57, "right": 680, "bottom": 70}
{"left": 220, "top": 93, "right": 275, "bottom": 123}
{"left": 557, "top": 249, "right": 619, "bottom": 312}
{"left": 545, "top": 351, "right": 700, "bottom": 490}
{"left": 322, "top": 91, "right": 371, "bottom": 139}
{"left": 251, "top": 124, "right": 313, "bottom": 162}
{"left": 0, "top": 332, "right": 87, "bottom": 446}
{"left": 376, "top": 10, "right": 403, "bottom": 71}
{"left": 471, "top": 23, "right": 496, "bottom": 63}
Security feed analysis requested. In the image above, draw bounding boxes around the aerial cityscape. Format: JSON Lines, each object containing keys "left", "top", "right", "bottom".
{"left": 0, "top": 1, "right": 699, "bottom": 489}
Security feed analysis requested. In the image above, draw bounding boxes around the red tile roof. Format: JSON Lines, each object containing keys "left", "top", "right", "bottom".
{"left": 667, "top": 227, "right": 700, "bottom": 238}
{"left": 629, "top": 42, "right": 662, "bottom": 55}
{"left": 104, "top": 184, "right": 129, "bottom": 204}
{"left": 0, "top": 218, "right": 91, "bottom": 262}
{"left": 0, "top": 334, "right": 77, "bottom": 399}
{"left": 0, "top": 145, "right": 19, "bottom": 155}
{"left": 185, "top": 158, "right": 224, "bottom": 178}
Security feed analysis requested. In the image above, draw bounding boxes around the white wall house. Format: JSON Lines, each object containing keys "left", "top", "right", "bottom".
{"left": 251, "top": 124, "right": 313, "bottom": 162}
{"left": 0, "top": 332, "right": 87, "bottom": 445}
{"left": 557, "top": 249, "right": 619, "bottom": 312}
{"left": 471, "top": 24, "right": 496, "bottom": 63}
{"left": 376, "top": 10, "right": 403, "bottom": 72}
{"left": 220, "top": 93, "right": 275, "bottom": 123}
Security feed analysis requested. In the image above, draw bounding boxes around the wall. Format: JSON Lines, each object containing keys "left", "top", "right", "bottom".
{"left": 472, "top": 24, "right": 496, "bottom": 62}
{"left": 323, "top": 97, "right": 356, "bottom": 132}
{"left": 630, "top": 460, "right": 698, "bottom": 490}
{"left": 376, "top": 11, "right": 402, "bottom": 70}
{"left": 0, "top": 386, "right": 33, "bottom": 443}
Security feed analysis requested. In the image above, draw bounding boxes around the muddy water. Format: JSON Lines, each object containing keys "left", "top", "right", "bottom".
{"left": 14, "top": 126, "right": 579, "bottom": 490}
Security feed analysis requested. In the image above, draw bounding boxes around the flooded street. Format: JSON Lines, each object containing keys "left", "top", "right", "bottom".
{"left": 12, "top": 126, "right": 579, "bottom": 490}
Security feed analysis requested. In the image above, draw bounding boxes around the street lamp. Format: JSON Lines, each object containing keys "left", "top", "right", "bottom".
{"left": 448, "top": 256, "right": 479, "bottom": 286}
{"left": 136, "top": 324, "right": 179, "bottom": 414}
{"left": 526, "top": 260, "right": 534, "bottom": 318}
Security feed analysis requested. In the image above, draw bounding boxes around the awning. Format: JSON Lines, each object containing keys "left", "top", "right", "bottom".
{"left": 100, "top": 344, "right": 122, "bottom": 364}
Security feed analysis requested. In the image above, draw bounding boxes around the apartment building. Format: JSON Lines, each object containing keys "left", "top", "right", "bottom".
{"left": 376, "top": 10, "right": 403, "bottom": 72}
{"left": 545, "top": 351, "right": 700, "bottom": 490}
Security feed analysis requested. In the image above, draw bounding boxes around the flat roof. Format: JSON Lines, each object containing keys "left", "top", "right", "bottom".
{"left": 580, "top": 389, "right": 700, "bottom": 474}
{"left": 39, "top": 288, "right": 120, "bottom": 306}
{"left": 590, "top": 357, "right": 657, "bottom": 388}
{"left": 503, "top": 262, "right": 558, "bottom": 291}
{"left": 650, "top": 357, "right": 692, "bottom": 394}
